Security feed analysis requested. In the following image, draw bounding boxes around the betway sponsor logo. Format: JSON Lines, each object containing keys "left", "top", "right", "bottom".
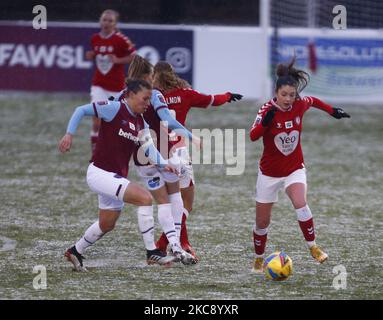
{"left": 118, "top": 128, "right": 139, "bottom": 143}
{"left": 0, "top": 43, "right": 92, "bottom": 69}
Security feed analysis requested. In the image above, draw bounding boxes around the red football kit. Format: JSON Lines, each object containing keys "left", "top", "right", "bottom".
{"left": 90, "top": 31, "right": 136, "bottom": 92}
{"left": 250, "top": 96, "right": 334, "bottom": 177}
{"left": 163, "top": 88, "right": 232, "bottom": 125}
{"left": 162, "top": 88, "right": 231, "bottom": 146}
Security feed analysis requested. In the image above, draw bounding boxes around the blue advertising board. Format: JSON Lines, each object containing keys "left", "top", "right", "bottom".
{"left": 274, "top": 35, "right": 383, "bottom": 100}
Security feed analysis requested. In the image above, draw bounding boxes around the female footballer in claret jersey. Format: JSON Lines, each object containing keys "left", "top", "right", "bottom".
{"left": 86, "top": 9, "right": 136, "bottom": 157}
{"left": 59, "top": 79, "right": 179, "bottom": 271}
{"left": 249, "top": 58, "right": 350, "bottom": 273}
{"left": 152, "top": 61, "right": 243, "bottom": 259}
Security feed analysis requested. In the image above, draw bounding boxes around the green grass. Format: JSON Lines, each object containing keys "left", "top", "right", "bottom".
{"left": 0, "top": 94, "right": 382, "bottom": 299}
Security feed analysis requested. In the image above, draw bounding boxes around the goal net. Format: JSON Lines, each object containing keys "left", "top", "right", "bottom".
{"left": 269, "top": 0, "right": 383, "bottom": 104}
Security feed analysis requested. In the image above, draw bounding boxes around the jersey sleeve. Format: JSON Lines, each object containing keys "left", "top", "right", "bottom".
{"left": 187, "top": 89, "right": 214, "bottom": 108}
{"left": 157, "top": 108, "right": 193, "bottom": 141}
{"left": 66, "top": 101, "right": 120, "bottom": 135}
{"left": 92, "top": 100, "right": 121, "bottom": 122}
{"left": 302, "top": 96, "right": 334, "bottom": 115}
{"left": 249, "top": 103, "right": 272, "bottom": 141}
{"left": 151, "top": 89, "right": 168, "bottom": 112}
{"left": 118, "top": 32, "right": 136, "bottom": 56}
{"left": 187, "top": 89, "right": 231, "bottom": 108}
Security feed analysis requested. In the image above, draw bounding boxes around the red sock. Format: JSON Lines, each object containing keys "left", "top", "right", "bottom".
{"left": 253, "top": 231, "right": 267, "bottom": 256}
{"left": 298, "top": 218, "right": 316, "bottom": 242}
{"left": 156, "top": 232, "right": 169, "bottom": 252}
{"left": 180, "top": 213, "right": 190, "bottom": 246}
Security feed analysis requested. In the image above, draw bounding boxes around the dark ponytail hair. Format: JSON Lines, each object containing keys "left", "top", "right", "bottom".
{"left": 275, "top": 57, "right": 310, "bottom": 95}
{"left": 124, "top": 78, "right": 152, "bottom": 94}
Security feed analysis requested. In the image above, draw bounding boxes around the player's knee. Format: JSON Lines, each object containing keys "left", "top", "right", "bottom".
{"left": 139, "top": 191, "right": 152, "bottom": 206}
{"left": 99, "top": 221, "right": 116, "bottom": 233}
{"left": 181, "top": 195, "right": 193, "bottom": 212}
{"left": 292, "top": 200, "right": 307, "bottom": 210}
{"left": 185, "top": 204, "right": 192, "bottom": 213}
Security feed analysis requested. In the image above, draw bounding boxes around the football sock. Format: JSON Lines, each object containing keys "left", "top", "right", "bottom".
{"left": 157, "top": 203, "right": 178, "bottom": 246}
{"left": 253, "top": 225, "right": 268, "bottom": 257}
{"left": 296, "top": 205, "right": 316, "bottom": 247}
{"left": 157, "top": 208, "right": 185, "bottom": 251}
{"left": 169, "top": 192, "right": 183, "bottom": 239}
{"left": 137, "top": 206, "right": 156, "bottom": 251}
{"left": 156, "top": 232, "right": 169, "bottom": 252}
{"left": 75, "top": 220, "right": 104, "bottom": 254}
{"left": 180, "top": 209, "right": 190, "bottom": 246}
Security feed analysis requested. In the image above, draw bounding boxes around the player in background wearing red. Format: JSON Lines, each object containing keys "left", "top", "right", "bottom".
{"left": 86, "top": 9, "right": 136, "bottom": 157}
{"left": 249, "top": 58, "right": 350, "bottom": 273}
{"left": 152, "top": 61, "right": 243, "bottom": 259}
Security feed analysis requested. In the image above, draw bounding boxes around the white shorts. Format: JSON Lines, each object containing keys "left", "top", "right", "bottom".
{"left": 86, "top": 163, "right": 130, "bottom": 210}
{"left": 174, "top": 147, "right": 195, "bottom": 189}
{"left": 136, "top": 165, "right": 180, "bottom": 191}
{"left": 90, "top": 85, "right": 121, "bottom": 103}
{"left": 255, "top": 168, "right": 307, "bottom": 203}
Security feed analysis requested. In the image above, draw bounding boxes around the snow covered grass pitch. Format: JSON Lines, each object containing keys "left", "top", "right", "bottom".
{"left": 0, "top": 95, "right": 382, "bottom": 299}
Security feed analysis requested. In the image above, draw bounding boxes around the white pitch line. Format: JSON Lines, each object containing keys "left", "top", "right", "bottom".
{"left": 0, "top": 236, "right": 17, "bottom": 252}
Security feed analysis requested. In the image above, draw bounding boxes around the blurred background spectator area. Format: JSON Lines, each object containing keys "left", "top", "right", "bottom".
{"left": 1, "top": 0, "right": 383, "bottom": 28}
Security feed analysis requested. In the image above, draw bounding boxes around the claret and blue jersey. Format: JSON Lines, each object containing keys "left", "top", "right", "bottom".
{"left": 65, "top": 99, "right": 167, "bottom": 177}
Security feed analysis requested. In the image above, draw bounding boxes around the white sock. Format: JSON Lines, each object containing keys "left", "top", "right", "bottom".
{"left": 75, "top": 221, "right": 104, "bottom": 254}
{"left": 253, "top": 224, "right": 268, "bottom": 236}
{"left": 296, "top": 205, "right": 313, "bottom": 222}
{"left": 157, "top": 203, "right": 178, "bottom": 246}
{"left": 169, "top": 192, "right": 184, "bottom": 239}
{"left": 137, "top": 206, "right": 156, "bottom": 251}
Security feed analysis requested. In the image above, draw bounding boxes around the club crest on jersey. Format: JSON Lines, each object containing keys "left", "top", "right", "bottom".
{"left": 129, "top": 122, "right": 136, "bottom": 131}
{"left": 255, "top": 115, "right": 262, "bottom": 125}
{"left": 158, "top": 95, "right": 166, "bottom": 104}
{"left": 285, "top": 121, "right": 293, "bottom": 129}
{"left": 96, "top": 54, "right": 113, "bottom": 75}
{"left": 295, "top": 116, "right": 301, "bottom": 125}
{"left": 276, "top": 123, "right": 282, "bottom": 129}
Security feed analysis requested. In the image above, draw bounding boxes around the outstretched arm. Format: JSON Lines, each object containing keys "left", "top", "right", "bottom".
{"left": 189, "top": 90, "right": 243, "bottom": 108}
{"left": 152, "top": 89, "right": 201, "bottom": 147}
{"left": 58, "top": 101, "right": 120, "bottom": 153}
{"left": 157, "top": 107, "right": 200, "bottom": 147}
{"left": 306, "top": 96, "right": 350, "bottom": 119}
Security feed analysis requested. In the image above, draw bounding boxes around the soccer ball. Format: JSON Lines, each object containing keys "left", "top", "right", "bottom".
{"left": 264, "top": 251, "right": 293, "bottom": 281}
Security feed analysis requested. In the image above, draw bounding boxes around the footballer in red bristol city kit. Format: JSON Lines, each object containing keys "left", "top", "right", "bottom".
{"left": 249, "top": 58, "right": 350, "bottom": 273}
{"left": 152, "top": 61, "right": 243, "bottom": 260}
{"left": 123, "top": 55, "right": 200, "bottom": 265}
